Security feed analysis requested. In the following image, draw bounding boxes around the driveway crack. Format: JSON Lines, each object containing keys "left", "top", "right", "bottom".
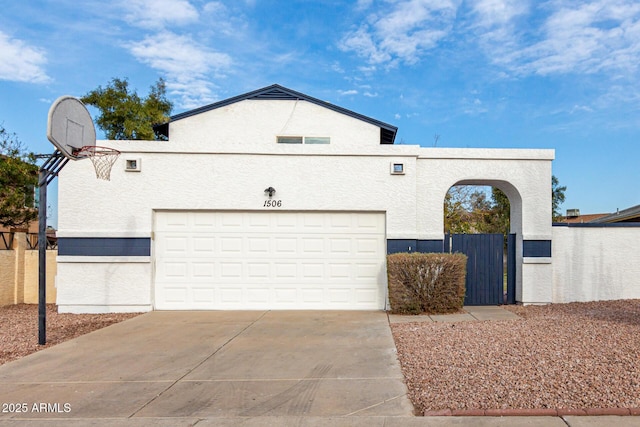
{"left": 128, "top": 310, "right": 269, "bottom": 418}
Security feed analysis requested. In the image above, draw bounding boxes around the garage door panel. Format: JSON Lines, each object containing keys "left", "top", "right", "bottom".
{"left": 220, "top": 288, "right": 242, "bottom": 304}
{"left": 301, "top": 262, "right": 324, "bottom": 279}
{"left": 329, "top": 238, "right": 351, "bottom": 254}
{"left": 220, "top": 262, "right": 242, "bottom": 278}
{"left": 247, "top": 237, "right": 270, "bottom": 253}
{"left": 193, "top": 237, "right": 215, "bottom": 253}
{"left": 247, "top": 262, "right": 270, "bottom": 278}
{"left": 328, "top": 263, "right": 351, "bottom": 279}
{"left": 274, "top": 263, "right": 297, "bottom": 278}
{"left": 247, "top": 287, "right": 269, "bottom": 303}
{"left": 355, "top": 288, "right": 378, "bottom": 305}
{"left": 354, "top": 264, "right": 380, "bottom": 282}
{"left": 154, "top": 211, "right": 385, "bottom": 310}
{"left": 275, "top": 238, "right": 297, "bottom": 253}
{"left": 160, "top": 261, "right": 188, "bottom": 278}
{"left": 192, "top": 262, "right": 215, "bottom": 278}
{"left": 220, "top": 237, "right": 242, "bottom": 253}
{"left": 302, "top": 238, "right": 324, "bottom": 253}
{"left": 192, "top": 287, "right": 215, "bottom": 304}
{"left": 356, "top": 238, "right": 383, "bottom": 254}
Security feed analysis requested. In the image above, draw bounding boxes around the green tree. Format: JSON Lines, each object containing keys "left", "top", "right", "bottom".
{"left": 444, "top": 186, "right": 494, "bottom": 233}
{"left": 81, "top": 77, "right": 172, "bottom": 140}
{"left": 444, "top": 176, "right": 566, "bottom": 234}
{"left": 0, "top": 126, "right": 38, "bottom": 228}
{"left": 552, "top": 175, "right": 567, "bottom": 222}
{"left": 489, "top": 187, "right": 511, "bottom": 235}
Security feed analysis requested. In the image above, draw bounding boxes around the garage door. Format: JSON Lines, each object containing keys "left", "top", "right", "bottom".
{"left": 154, "top": 211, "right": 386, "bottom": 310}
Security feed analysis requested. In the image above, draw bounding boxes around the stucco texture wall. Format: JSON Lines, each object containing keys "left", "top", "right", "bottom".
{"left": 553, "top": 226, "right": 640, "bottom": 302}
{"left": 55, "top": 96, "right": 556, "bottom": 312}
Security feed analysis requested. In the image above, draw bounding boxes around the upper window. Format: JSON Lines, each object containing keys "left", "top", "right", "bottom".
{"left": 277, "top": 136, "right": 330, "bottom": 144}
{"left": 277, "top": 136, "right": 303, "bottom": 144}
{"left": 304, "top": 137, "right": 330, "bottom": 144}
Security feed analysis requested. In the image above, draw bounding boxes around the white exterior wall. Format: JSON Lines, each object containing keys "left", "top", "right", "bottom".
{"left": 416, "top": 149, "right": 554, "bottom": 304}
{"left": 552, "top": 226, "right": 640, "bottom": 302}
{"left": 56, "top": 98, "right": 556, "bottom": 312}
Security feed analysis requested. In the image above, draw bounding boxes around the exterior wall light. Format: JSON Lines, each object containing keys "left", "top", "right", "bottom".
{"left": 264, "top": 187, "right": 276, "bottom": 198}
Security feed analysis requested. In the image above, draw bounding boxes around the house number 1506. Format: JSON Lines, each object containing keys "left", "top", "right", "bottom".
{"left": 263, "top": 200, "right": 282, "bottom": 207}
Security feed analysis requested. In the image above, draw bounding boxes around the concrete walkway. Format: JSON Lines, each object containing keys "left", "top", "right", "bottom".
{"left": 389, "top": 305, "right": 522, "bottom": 324}
{"left": 0, "top": 308, "right": 637, "bottom": 426}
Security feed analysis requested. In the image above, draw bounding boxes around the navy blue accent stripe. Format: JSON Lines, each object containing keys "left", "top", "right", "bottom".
{"left": 387, "top": 239, "right": 416, "bottom": 254}
{"left": 523, "top": 240, "right": 551, "bottom": 257}
{"left": 417, "top": 240, "right": 445, "bottom": 253}
{"left": 387, "top": 239, "right": 445, "bottom": 254}
{"left": 58, "top": 238, "right": 151, "bottom": 256}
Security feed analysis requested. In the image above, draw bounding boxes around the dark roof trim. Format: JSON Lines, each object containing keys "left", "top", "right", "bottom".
{"left": 158, "top": 84, "right": 397, "bottom": 144}
{"left": 590, "top": 204, "right": 640, "bottom": 223}
{"left": 553, "top": 222, "right": 640, "bottom": 228}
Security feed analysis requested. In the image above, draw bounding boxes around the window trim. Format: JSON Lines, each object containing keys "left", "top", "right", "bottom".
{"left": 277, "top": 136, "right": 331, "bottom": 144}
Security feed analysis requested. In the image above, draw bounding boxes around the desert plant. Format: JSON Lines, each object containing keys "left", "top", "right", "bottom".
{"left": 387, "top": 252, "right": 467, "bottom": 314}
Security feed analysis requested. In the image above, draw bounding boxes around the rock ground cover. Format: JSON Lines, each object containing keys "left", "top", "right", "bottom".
{"left": 391, "top": 299, "right": 640, "bottom": 414}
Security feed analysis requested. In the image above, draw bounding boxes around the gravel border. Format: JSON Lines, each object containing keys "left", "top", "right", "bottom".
{"left": 0, "top": 304, "right": 141, "bottom": 366}
{"left": 3, "top": 301, "right": 639, "bottom": 416}
{"left": 391, "top": 299, "right": 640, "bottom": 415}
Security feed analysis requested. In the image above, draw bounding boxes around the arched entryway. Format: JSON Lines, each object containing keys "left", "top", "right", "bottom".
{"left": 443, "top": 182, "right": 521, "bottom": 305}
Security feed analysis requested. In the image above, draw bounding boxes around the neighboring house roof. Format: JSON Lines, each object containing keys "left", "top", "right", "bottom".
{"left": 561, "top": 213, "right": 610, "bottom": 224}
{"left": 590, "top": 204, "right": 640, "bottom": 223}
{"left": 155, "top": 84, "right": 398, "bottom": 144}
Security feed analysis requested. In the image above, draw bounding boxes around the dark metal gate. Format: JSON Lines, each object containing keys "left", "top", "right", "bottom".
{"left": 446, "top": 233, "right": 505, "bottom": 305}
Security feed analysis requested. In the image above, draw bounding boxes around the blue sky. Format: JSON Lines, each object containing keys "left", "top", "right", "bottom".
{"left": 1, "top": 0, "right": 639, "bottom": 227}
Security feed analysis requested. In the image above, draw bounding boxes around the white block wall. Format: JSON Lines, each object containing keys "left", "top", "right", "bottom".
{"left": 552, "top": 225, "right": 640, "bottom": 302}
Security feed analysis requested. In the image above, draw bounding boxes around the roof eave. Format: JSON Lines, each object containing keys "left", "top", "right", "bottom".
{"left": 157, "top": 84, "right": 398, "bottom": 144}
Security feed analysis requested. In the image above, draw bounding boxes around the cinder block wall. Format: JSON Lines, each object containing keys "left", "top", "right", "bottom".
{"left": 0, "top": 251, "right": 16, "bottom": 305}
{"left": 0, "top": 232, "right": 57, "bottom": 305}
{"left": 23, "top": 250, "right": 57, "bottom": 304}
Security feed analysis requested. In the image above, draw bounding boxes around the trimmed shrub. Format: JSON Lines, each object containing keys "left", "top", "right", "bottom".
{"left": 387, "top": 252, "right": 467, "bottom": 314}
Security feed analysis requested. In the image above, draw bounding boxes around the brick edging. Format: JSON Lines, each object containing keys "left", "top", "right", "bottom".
{"left": 424, "top": 407, "right": 640, "bottom": 416}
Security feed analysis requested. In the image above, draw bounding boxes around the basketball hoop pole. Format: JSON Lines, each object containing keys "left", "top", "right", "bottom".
{"left": 36, "top": 150, "right": 68, "bottom": 345}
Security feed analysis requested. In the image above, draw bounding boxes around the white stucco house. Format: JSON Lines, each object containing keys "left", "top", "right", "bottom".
{"left": 56, "top": 84, "right": 555, "bottom": 313}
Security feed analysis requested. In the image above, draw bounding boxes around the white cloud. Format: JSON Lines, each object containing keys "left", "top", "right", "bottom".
{"left": 471, "top": 0, "right": 529, "bottom": 27}
{"left": 203, "top": 1, "right": 226, "bottom": 14}
{"left": 339, "top": 0, "right": 458, "bottom": 65}
{"left": 485, "top": 0, "right": 640, "bottom": 77}
{"left": 356, "top": 0, "right": 374, "bottom": 11}
{"left": 0, "top": 31, "right": 50, "bottom": 83}
{"left": 460, "top": 96, "right": 488, "bottom": 115}
{"left": 126, "top": 32, "right": 232, "bottom": 108}
{"left": 121, "top": 0, "right": 199, "bottom": 29}
{"left": 570, "top": 104, "right": 594, "bottom": 113}
{"left": 338, "top": 89, "right": 358, "bottom": 96}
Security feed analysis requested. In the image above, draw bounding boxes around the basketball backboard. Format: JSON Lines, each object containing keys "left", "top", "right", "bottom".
{"left": 47, "top": 96, "right": 96, "bottom": 160}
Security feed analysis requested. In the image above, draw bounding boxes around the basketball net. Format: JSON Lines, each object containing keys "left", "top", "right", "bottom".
{"left": 74, "top": 146, "right": 121, "bottom": 181}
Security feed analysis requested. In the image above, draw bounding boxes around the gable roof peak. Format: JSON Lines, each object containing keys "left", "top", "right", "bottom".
{"left": 163, "top": 84, "right": 397, "bottom": 144}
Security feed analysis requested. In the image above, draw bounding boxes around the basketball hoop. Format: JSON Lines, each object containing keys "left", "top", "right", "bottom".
{"left": 74, "top": 145, "right": 121, "bottom": 181}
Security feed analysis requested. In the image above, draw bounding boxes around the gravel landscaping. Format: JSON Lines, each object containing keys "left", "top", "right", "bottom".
{"left": 391, "top": 299, "right": 640, "bottom": 415}
{"left": 0, "top": 304, "right": 140, "bottom": 366}
{"left": 2, "top": 300, "right": 639, "bottom": 415}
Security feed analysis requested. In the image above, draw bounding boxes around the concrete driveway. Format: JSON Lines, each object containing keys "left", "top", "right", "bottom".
{"left": 0, "top": 311, "right": 414, "bottom": 423}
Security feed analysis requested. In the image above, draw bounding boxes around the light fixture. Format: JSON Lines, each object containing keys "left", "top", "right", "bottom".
{"left": 264, "top": 187, "right": 276, "bottom": 198}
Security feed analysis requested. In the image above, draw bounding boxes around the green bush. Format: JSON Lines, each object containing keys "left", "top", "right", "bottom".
{"left": 387, "top": 252, "right": 467, "bottom": 315}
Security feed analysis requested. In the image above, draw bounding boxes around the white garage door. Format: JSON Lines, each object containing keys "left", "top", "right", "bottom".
{"left": 154, "top": 211, "right": 386, "bottom": 310}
